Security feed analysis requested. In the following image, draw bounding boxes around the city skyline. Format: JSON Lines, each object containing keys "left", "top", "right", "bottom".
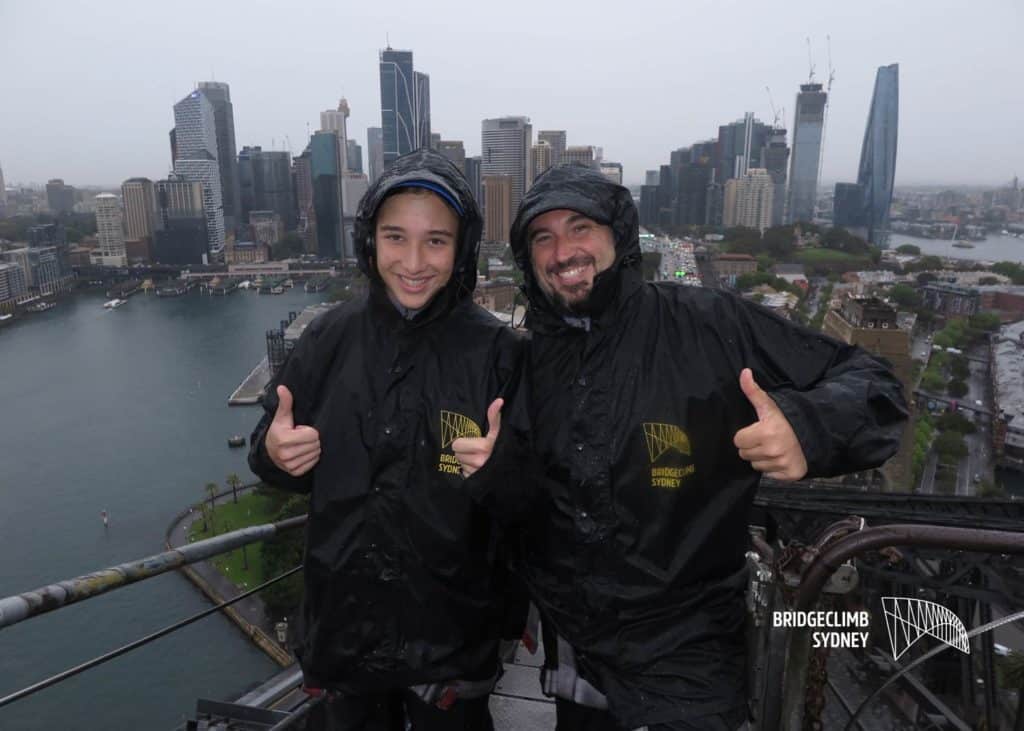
{"left": 1, "top": 0, "right": 1021, "bottom": 188}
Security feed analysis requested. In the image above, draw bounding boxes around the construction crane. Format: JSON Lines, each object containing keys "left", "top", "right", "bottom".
{"left": 816, "top": 35, "right": 836, "bottom": 197}
{"left": 806, "top": 37, "right": 816, "bottom": 84}
{"left": 765, "top": 86, "right": 786, "bottom": 131}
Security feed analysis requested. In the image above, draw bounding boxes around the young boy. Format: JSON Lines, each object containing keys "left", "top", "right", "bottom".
{"left": 249, "top": 149, "right": 521, "bottom": 730}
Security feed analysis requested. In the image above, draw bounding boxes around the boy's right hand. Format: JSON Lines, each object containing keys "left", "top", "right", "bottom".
{"left": 266, "top": 385, "right": 321, "bottom": 476}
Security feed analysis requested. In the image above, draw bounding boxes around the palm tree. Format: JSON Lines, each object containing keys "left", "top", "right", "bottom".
{"left": 226, "top": 473, "right": 242, "bottom": 504}
{"left": 204, "top": 482, "right": 219, "bottom": 533}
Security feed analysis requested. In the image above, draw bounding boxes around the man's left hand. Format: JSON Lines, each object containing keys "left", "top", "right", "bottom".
{"left": 733, "top": 368, "right": 808, "bottom": 482}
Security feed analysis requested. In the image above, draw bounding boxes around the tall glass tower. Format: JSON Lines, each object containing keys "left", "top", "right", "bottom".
{"left": 379, "top": 49, "right": 430, "bottom": 167}
{"left": 857, "top": 64, "right": 899, "bottom": 247}
{"left": 785, "top": 83, "right": 827, "bottom": 224}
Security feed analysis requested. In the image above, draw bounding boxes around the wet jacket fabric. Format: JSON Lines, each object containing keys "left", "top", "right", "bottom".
{"left": 248, "top": 149, "right": 523, "bottom": 692}
{"left": 477, "top": 164, "right": 909, "bottom": 727}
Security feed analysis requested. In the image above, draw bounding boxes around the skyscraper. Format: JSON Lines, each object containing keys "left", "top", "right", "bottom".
{"left": 154, "top": 177, "right": 207, "bottom": 266}
{"left": 320, "top": 98, "right": 351, "bottom": 175}
{"left": 537, "top": 131, "right": 567, "bottom": 167}
{"left": 723, "top": 169, "right": 775, "bottom": 232}
{"left": 786, "top": 83, "right": 827, "bottom": 224}
{"left": 481, "top": 117, "right": 532, "bottom": 213}
{"left": 857, "top": 64, "right": 899, "bottom": 247}
{"left": 482, "top": 175, "right": 513, "bottom": 243}
{"left": 563, "top": 146, "right": 600, "bottom": 169}
{"left": 464, "top": 156, "right": 482, "bottom": 206}
{"left": 529, "top": 141, "right": 552, "bottom": 187}
{"left": 309, "top": 131, "right": 343, "bottom": 259}
{"left": 172, "top": 89, "right": 225, "bottom": 255}
{"left": 717, "top": 114, "right": 772, "bottom": 184}
{"left": 346, "top": 140, "right": 364, "bottom": 174}
{"left": 600, "top": 162, "right": 623, "bottom": 185}
{"left": 0, "top": 162, "right": 6, "bottom": 214}
{"left": 367, "top": 127, "right": 384, "bottom": 184}
{"left": 92, "top": 194, "right": 127, "bottom": 266}
{"left": 437, "top": 140, "right": 467, "bottom": 174}
{"left": 46, "top": 179, "right": 76, "bottom": 214}
{"left": 238, "top": 146, "right": 297, "bottom": 229}
{"left": 379, "top": 48, "right": 431, "bottom": 166}
{"left": 121, "top": 178, "right": 158, "bottom": 241}
{"left": 196, "top": 82, "right": 240, "bottom": 235}
{"left": 761, "top": 128, "right": 790, "bottom": 227}
{"left": 833, "top": 182, "right": 868, "bottom": 233}
{"left": 416, "top": 71, "right": 431, "bottom": 149}
{"left": 292, "top": 150, "right": 317, "bottom": 253}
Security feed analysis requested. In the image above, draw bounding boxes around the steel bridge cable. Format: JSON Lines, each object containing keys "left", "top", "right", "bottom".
{"left": 842, "top": 607, "right": 1024, "bottom": 731}
{"left": 0, "top": 565, "right": 303, "bottom": 709}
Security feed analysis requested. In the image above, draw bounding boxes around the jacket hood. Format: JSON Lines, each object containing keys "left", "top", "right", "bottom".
{"left": 509, "top": 164, "right": 642, "bottom": 322}
{"left": 355, "top": 148, "right": 483, "bottom": 312}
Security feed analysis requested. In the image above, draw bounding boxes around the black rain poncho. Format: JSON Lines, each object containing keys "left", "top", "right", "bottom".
{"left": 474, "top": 164, "right": 909, "bottom": 727}
{"left": 249, "top": 149, "right": 523, "bottom": 692}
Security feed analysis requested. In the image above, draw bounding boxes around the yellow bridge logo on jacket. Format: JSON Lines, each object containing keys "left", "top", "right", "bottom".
{"left": 643, "top": 422, "right": 695, "bottom": 489}
{"left": 438, "top": 410, "right": 481, "bottom": 475}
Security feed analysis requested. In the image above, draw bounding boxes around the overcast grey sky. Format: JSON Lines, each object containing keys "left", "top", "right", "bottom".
{"left": 2, "top": 0, "right": 1021, "bottom": 188}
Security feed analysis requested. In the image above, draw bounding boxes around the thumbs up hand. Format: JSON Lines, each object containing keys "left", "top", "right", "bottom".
{"left": 452, "top": 398, "right": 503, "bottom": 478}
{"left": 732, "top": 369, "right": 807, "bottom": 482}
{"left": 266, "top": 385, "right": 322, "bottom": 476}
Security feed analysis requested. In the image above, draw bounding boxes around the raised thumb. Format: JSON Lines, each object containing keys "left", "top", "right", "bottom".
{"left": 273, "top": 385, "right": 295, "bottom": 428}
{"left": 740, "top": 368, "right": 775, "bottom": 421}
{"left": 485, "top": 398, "right": 504, "bottom": 440}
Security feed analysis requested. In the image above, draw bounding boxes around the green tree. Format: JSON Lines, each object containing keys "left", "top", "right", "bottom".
{"left": 261, "top": 494, "right": 310, "bottom": 617}
{"left": 947, "top": 379, "right": 968, "bottom": 397}
{"left": 934, "top": 431, "right": 968, "bottom": 461}
{"left": 921, "top": 371, "right": 945, "bottom": 393}
{"left": 204, "top": 482, "right": 219, "bottom": 532}
{"left": 226, "top": 473, "right": 242, "bottom": 504}
{"left": 756, "top": 255, "right": 775, "bottom": 273}
{"left": 936, "top": 411, "right": 976, "bottom": 434}
{"left": 968, "top": 311, "right": 1001, "bottom": 332}
{"left": 888, "top": 283, "right": 920, "bottom": 308}
{"left": 271, "top": 233, "right": 305, "bottom": 261}
{"left": 895, "top": 244, "right": 921, "bottom": 255}
{"left": 992, "top": 261, "right": 1024, "bottom": 284}
{"left": 949, "top": 357, "right": 970, "bottom": 381}
{"left": 978, "top": 276, "right": 1000, "bottom": 286}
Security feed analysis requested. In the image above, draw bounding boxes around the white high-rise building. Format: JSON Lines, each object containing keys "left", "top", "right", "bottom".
{"left": 0, "top": 162, "right": 7, "bottom": 210}
{"left": 723, "top": 168, "right": 774, "bottom": 232}
{"left": 481, "top": 117, "right": 532, "bottom": 213}
{"left": 92, "top": 194, "right": 127, "bottom": 266}
{"left": 172, "top": 89, "right": 225, "bottom": 256}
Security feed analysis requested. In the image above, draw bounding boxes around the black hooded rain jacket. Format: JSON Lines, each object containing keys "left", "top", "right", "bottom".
{"left": 476, "top": 164, "right": 909, "bottom": 728}
{"left": 248, "top": 149, "right": 523, "bottom": 692}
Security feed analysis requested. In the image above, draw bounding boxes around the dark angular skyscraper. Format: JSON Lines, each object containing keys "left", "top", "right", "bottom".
{"left": 379, "top": 48, "right": 431, "bottom": 167}
{"left": 857, "top": 64, "right": 899, "bottom": 247}
{"left": 196, "top": 82, "right": 241, "bottom": 236}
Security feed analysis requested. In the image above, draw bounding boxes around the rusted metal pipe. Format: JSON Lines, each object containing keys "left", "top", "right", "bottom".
{"left": 0, "top": 515, "right": 307, "bottom": 630}
{"left": 795, "top": 524, "right": 1024, "bottom": 611}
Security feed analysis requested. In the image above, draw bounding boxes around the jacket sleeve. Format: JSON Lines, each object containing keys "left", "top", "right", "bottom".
{"left": 727, "top": 293, "right": 910, "bottom": 479}
{"left": 464, "top": 330, "right": 542, "bottom": 528}
{"left": 247, "top": 312, "right": 333, "bottom": 494}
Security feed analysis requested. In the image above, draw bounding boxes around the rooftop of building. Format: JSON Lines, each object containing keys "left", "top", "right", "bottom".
{"left": 993, "top": 319, "right": 1024, "bottom": 429}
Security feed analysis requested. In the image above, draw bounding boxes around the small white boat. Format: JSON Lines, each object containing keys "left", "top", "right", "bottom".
{"left": 103, "top": 299, "right": 126, "bottom": 309}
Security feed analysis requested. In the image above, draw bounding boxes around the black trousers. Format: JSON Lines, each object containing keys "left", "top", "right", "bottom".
{"left": 554, "top": 699, "right": 749, "bottom": 731}
{"left": 308, "top": 689, "right": 494, "bottom": 731}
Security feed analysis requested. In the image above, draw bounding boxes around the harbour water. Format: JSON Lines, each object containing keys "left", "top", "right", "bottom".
{"left": 888, "top": 231, "right": 1024, "bottom": 264}
{"left": 0, "top": 286, "right": 325, "bottom": 730}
